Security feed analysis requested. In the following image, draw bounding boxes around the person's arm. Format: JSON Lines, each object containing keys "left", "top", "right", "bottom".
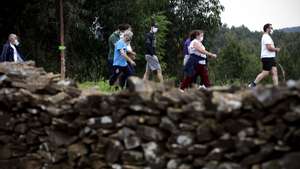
{"left": 127, "top": 50, "right": 136, "bottom": 60}
{"left": 266, "top": 44, "right": 280, "bottom": 52}
{"left": 194, "top": 42, "right": 217, "bottom": 58}
{"left": 127, "top": 44, "right": 136, "bottom": 59}
{"left": 120, "top": 48, "right": 136, "bottom": 66}
{"left": 0, "top": 44, "right": 8, "bottom": 62}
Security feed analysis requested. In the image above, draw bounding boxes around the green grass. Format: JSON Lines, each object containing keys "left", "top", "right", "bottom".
{"left": 79, "top": 80, "right": 120, "bottom": 93}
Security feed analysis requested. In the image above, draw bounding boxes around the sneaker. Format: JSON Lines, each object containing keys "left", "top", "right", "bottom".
{"left": 198, "top": 85, "right": 207, "bottom": 90}
{"left": 178, "top": 88, "right": 184, "bottom": 93}
{"left": 248, "top": 82, "right": 256, "bottom": 88}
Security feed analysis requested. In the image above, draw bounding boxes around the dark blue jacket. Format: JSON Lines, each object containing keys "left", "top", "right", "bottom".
{"left": 0, "top": 42, "right": 25, "bottom": 62}
{"left": 145, "top": 32, "right": 156, "bottom": 55}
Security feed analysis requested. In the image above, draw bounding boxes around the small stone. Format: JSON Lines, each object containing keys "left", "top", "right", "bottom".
{"left": 124, "top": 135, "right": 141, "bottom": 150}
{"left": 167, "top": 159, "right": 181, "bottom": 169}
{"left": 137, "top": 126, "right": 165, "bottom": 141}
{"left": 14, "top": 123, "right": 28, "bottom": 134}
{"left": 177, "top": 134, "right": 193, "bottom": 146}
{"left": 106, "top": 140, "right": 124, "bottom": 163}
{"left": 67, "top": 143, "right": 88, "bottom": 161}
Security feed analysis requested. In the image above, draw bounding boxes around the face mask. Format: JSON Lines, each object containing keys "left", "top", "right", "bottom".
{"left": 197, "top": 36, "right": 203, "bottom": 42}
{"left": 270, "top": 29, "right": 274, "bottom": 35}
{"left": 152, "top": 27, "right": 158, "bottom": 33}
{"left": 200, "top": 36, "right": 204, "bottom": 42}
{"left": 120, "top": 32, "right": 124, "bottom": 39}
{"left": 15, "top": 40, "right": 20, "bottom": 46}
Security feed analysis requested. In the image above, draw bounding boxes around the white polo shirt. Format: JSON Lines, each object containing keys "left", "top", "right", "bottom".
{"left": 261, "top": 33, "right": 275, "bottom": 58}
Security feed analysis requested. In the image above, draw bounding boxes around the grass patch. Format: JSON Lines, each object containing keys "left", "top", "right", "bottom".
{"left": 79, "top": 80, "right": 120, "bottom": 93}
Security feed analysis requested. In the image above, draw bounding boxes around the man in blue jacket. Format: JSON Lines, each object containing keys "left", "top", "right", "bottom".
{"left": 0, "top": 34, "right": 25, "bottom": 62}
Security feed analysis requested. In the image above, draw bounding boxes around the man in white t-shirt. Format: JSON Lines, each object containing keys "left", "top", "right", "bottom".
{"left": 249, "top": 23, "right": 281, "bottom": 87}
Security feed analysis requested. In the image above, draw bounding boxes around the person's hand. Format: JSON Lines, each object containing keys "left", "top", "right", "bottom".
{"left": 276, "top": 48, "right": 281, "bottom": 52}
{"left": 130, "top": 60, "right": 136, "bottom": 66}
{"left": 211, "top": 54, "right": 217, "bottom": 58}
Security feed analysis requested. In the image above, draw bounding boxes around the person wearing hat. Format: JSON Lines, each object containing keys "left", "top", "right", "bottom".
{"left": 143, "top": 23, "right": 164, "bottom": 82}
{"left": 109, "top": 30, "right": 136, "bottom": 88}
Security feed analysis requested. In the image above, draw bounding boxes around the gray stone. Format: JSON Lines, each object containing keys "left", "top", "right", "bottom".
{"left": 67, "top": 143, "right": 88, "bottom": 161}
{"left": 124, "top": 135, "right": 141, "bottom": 150}
{"left": 176, "top": 134, "right": 193, "bottom": 146}
{"left": 122, "top": 151, "right": 144, "bottom": 165}
{"left": 261, "top": 160, "right": 281, "bottom": 169}
{"left": 106, "top": 140, "right": 124, "bottom": 163}
{"left": 137, "top": 126, "right": 165, "bottom": 141}
{"left": 167, "top": 159, "right": 181, "bottom": 169}
{"left": 14, "top": 123, "right": 27, "bottom": 134}
{"left": 281, "top": 152, "right": 300, "bottom": 169}
{"left": 217, "top": 163, "right": 243, "bottom": 169}
{"left": 196, "top": 124, "right": 214, "bottom": 143}
{"left": 159, "top": 117, "right": 178, "bottom": 133}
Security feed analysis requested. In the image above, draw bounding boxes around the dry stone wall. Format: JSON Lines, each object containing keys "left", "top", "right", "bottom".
{"left": 0, "top": 62, "right": 300, "bottom": 169}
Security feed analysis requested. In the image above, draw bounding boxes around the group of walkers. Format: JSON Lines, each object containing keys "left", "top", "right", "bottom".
{"left": 107, "top": 22, "right": 163, "bottom": 88}
{"left": 107, "top": 22, "right": 281, "bottom": 90}
{"left": 0, "top": 23, "right": 280, "bottom": 90}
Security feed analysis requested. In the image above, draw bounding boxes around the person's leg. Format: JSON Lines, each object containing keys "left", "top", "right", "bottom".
{"left": 151, "top": 55, "right": 163, "bottom": 83}
{"left": 250, "top": 58, "right": 271, "bottom": 87}
{"left": 254, "top": 71, "right": 270, "bottom": 84}
{"left": 180, "top": 76, "right": 194, "bottom": 90}
{"left": 109, "top": 66, "right": 121, "bottom": 86}
{"left": 107, "top": 58, "right": 113, "bottom": 78}
{"left": 143, "top": 63, "right": 150, "bottom": 81}
{"left": 197, "top": 64, "right": 211, "bottom": 88}
{"left": 127, "top": 62, "right": 135, "bottom": 75}
{"left": 156, "top": 69, "right": 164, "bottom": 83}
{"left": 119, "top": 66, "right": 132, "bottom": 88}
{"left": 271, "top": 66, "right": 278, "bottom": 86}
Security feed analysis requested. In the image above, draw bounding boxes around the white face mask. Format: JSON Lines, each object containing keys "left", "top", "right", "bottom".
{"left": 200, "top": 36, "right": 204, "bottom": 42}
{"left": 15, "top": 40, "right": 20, "bottom": 46}
{"left": 120, "top": 32, "right": 125, "bottom": 39}
{"left": 197, "top": 36, "right": 204, "bottom": 42}
{"left": 152, "top": 27, "right": 158, "bottom": 33}
{"left": 270, "top": 29, "right": 274, "bottom": 35}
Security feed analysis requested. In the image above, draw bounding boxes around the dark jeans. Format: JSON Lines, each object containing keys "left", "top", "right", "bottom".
{"left": 127, "top": 61, "right": 135, "bottom": 75}
{"left": 109, "top": 65, "right": 132, "bottom": 88}
{"left": 107, "top": 58, "right": 114, "bottom": 77}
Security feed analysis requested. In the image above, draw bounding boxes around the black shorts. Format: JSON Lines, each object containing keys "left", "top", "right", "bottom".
{"left": 261, "top": 58, "right": 276, "bottom": 71}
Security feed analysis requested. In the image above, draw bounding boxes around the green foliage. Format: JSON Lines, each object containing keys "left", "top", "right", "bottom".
{"left": 213, "top": 37, "right": 260, "bottom": 83}
{"left": 79, "top": 80, "right": 120, "bottom": 93}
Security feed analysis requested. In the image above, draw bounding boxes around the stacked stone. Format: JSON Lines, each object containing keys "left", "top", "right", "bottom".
{"left": 0, "top": 62, "right": 300, "bottom": 169}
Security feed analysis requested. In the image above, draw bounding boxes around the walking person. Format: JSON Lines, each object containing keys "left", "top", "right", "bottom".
{"left": 126, "top": 26, "right": 137, "bottom": 75}
{"left": 183, "top": 36, "right": 191, "bottom": 66}
{"left": 143, "top": 23, "right": 163, "bottom": 83}
{"left": 109, "top": 30, "right": 136, "bottom": 88}
{"left": 249, "top": 23, "right": 281, "bottom": 87}
{"left": 0, "top": 34, "right": 25, "bottom": 62}
{"left": 180, "top": 30, "right": 217, "bottom": 90}
{"left": 107, "top": 24, "right": 131, "bottom": 76}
